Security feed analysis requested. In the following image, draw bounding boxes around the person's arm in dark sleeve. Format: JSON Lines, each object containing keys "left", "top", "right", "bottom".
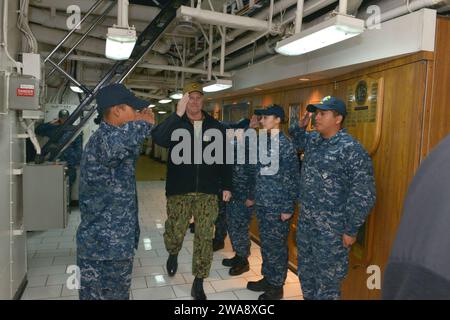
{"left": 35, "top": 122, "right": 56, "bottom": 138}
{"left": 220, "top": 126, "right": 233, "bottom": 192}
{"left": 343, "top": 146, "right": 377, "bottom": 237}
{"left": 151, "top": 112, "right": 183, "bottom": 148}
{"left": 288, "top": 122, "right": 311, "bottom": 152}
{"left": 100, "top": 120, "right": 153, "bottom": 168}
{"left": 279, "top": 139, "right": 300, "bottom": 214}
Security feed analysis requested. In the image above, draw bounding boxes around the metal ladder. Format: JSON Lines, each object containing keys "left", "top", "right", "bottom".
{"left": 36, "top": 0, "right": 189, "bottom": 164}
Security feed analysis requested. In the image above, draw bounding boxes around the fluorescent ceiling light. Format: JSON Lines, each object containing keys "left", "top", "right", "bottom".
{"left": 158, "top": 111, "right": 167, "bottom": 114}
{"left": 70, "top": 85, "right": 83, "bottom": 93}
{"left": 275, "top": 14, "right": 365, "bottom": 56}
{"left": 170, "top": 92, "right": 183, "bottom": 100}
{"left": 105, "top": 27, "right": 137, "bottom": 60}
{"left": 158, "top": 98, "right": 172, "bottom": 104}
{"left": 148, "top": 104, "right": 156, "bottom": 108}
{"left": 203, "top": 79, "right": 233, "bottom": 93}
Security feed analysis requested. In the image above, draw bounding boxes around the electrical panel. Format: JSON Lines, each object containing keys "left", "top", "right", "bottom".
{"left": 23, "top": 163, "right": 69, "bottom": 231}
{"left": 8, "top": 74, "right": 40, "bottom": 110}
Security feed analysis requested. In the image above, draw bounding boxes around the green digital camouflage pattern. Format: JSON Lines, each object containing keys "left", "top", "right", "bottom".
{"left": 164, "top": 193, "right": 218, "bottom": 278}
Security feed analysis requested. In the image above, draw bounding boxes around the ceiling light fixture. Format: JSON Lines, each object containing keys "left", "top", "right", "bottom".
{"left": 70, "top": 85, "right": 84, "bottom": 93}
{"left": 170, "top": 92, "right": 183, "bottom": 100}
{"left": 203, "top": 79, "right": 233, "bottom": 93}
{"left": 275, "top": 14, "right": 365, "bottom": 56}
{"left": 105, "top": 0, "right": 137, "bottom": 60}
{"left": 158, "top": 98, "right": 172, "bottom": 104}
{"left": 158, "top": 111, "right": 167, "bottom": 114}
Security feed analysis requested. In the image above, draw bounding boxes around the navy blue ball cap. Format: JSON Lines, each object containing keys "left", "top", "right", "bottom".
{"left": 257, "top": 104, "right": 285, "bottom": 121}
{"left": 96, "top": 83, "right": 150, "bottom": 115}
{"left": 307, "top": 96, "right": 347, "bottom": 116}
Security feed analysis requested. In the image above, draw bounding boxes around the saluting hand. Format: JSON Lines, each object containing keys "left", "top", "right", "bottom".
{"left": 223, "top": 190, "right": 232, "bottom": 202}
{"left": 176, "top": 93, "right": 189, "bottom": 117}
{"left": 299, "top": 111, "right": 313, "bottom": 128}
{"left": 136, "top": 108, "right": 155, "bottom": 125}
{"left": 249, "top": 115, "right": 259, "bottom": 129}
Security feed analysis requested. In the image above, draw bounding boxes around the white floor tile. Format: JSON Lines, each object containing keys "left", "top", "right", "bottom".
{"left": 207, "top": 291, "right": 238, "bottom": 300}
{"left": 132, "top": 266, "right": 165, "bottom": 277}
{"left": 216, "top": 267, "right": 257, "bottom": 280}
{"left": 233, "top": 289, "right": 261, "bottom": 300}
{"left": 61, "top": 285, "right": 79, "bottom": 297}
{"left": 131, "top": 277, "right": 148, "bottom": 289}
{"left": 22, "top": 285, "right": 62, "bottom": 300}
{"left": 172, "top": 282, "right": 215, "bottom": 298}
{"left": 146, "top": 274, "right": 185, "bottom": 287}
{"left": 26, "top": 275, "right": 48, "bottom": 288}
{"left": 53, "top": 256, "right": 77, "bottom": 266}
{"left": 46, "top": 273, "right": 70, "bottom": 286}
{"left": 24, "top": 181, "right": 302, "bottom": 301}
{"left": 28, "top": 265, "right": 67, "bottom": 276}
{"left": 132, "top": 286, "right": 176, "bottom": 300}
{"left": 28, "top": 257, "right": 54, "bottom": 268}
{"left": 209, "top": 278, "right": 248, "bottom": 293}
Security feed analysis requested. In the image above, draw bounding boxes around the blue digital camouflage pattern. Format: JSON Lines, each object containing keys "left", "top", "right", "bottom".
{"left": 78, "top": 257, "right": 133, "bottom": 300}
{"left": 76, "top": 120, "right": 153, "bottom": 260}
{"left": 252, "top": 131, "right": 300, "bottom": 287}
{"left": 253, "top": 132, "right": 300, "bottom": 213}
{"left": 289, "top": 125, "right": 376, "bottom": 300}
{"left": 35, "top": 122, "right": 83, "bottom": 197}
{"left": 225, "top": 135, "right": 256, "bottom": 258}
{"left": 214, "top": 198, "right": 227, "bottom": 242}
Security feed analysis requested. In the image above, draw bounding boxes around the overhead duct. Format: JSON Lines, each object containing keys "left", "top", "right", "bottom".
{"left": 187, "top": 0, "right": 339, "bottom": 68}
{"left": 28, "top": 10, "right": 171, "bottom": 55}
{"left": 29, "top": 0, "right": 159, "bottom": 22}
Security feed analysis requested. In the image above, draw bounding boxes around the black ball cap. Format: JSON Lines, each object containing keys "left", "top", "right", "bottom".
{"left": 96, "top": 83, "right": 150, "bottom": 115}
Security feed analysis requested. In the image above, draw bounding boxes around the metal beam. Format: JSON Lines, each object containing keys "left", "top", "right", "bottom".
{"left": 177, "top": 5, "right": 269, "bottom": 31}
{"left": 139, "top": 63, "right": 232, "bottom": 77}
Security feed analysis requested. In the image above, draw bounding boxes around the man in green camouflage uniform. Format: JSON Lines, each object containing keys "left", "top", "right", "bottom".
{"left": 152, "top": 83, "right": 232, "bottom": 300}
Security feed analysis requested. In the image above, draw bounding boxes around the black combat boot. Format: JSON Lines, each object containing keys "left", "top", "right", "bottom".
{"left": 222, "top": 255, "right": 240, "bottom": 267}
{"left": 166, "top": 254, "right": 178, "bottom": 277}
{"left": 189, "top": 222, "right": 195, "bottom": 234}
{"left": 247, "top": 277, "right": 271, "bottom": 292}
{"left": 229, "top": 256, "right": 250, "bottom": 276}
{"left": 258, "top": 285, "right": 283, "bottom": 300}
{"left": 191, "top": 277, "right": 207, "bottom": 300}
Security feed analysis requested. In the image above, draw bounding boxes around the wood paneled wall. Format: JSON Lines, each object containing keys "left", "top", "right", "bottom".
{"left": 214, "top": 17, "right": 450, "bottom": 299}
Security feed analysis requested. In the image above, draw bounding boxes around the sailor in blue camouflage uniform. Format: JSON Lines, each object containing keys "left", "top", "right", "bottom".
{"left": 35, "top": 109, "right": 83, "bottom": 202}
{"left": 76, "top": 84, "right": 154, "bottom": 300}
{"left": 289, "top": 96, "right": 376, "bottom": 300}
{"left": 221, "top": 118, "right": 257, "bottom": 275}
{"left": 246, "top": 105, "right": 300, "bottom": 300}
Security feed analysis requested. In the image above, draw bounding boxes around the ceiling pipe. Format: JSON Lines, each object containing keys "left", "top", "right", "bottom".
{"left": 177, "top": 5, "right": 270, "bottom": 31}
{"left": 138, "top": 62, "right": 233, "bottom": 77}
{"left": 28, "top": 11, "right": 171, "bottom": 55}
{"left": 29, "top": 0, "right": 159, "bottom": 22}
{"left": 225, "top": 0, "right": 444, "bottom": 74}
{"left": 295, "top": 0, "right": 304, "bottom": 34}
{"left": 186, "top": 0, "right": 338, "bottom": 67}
